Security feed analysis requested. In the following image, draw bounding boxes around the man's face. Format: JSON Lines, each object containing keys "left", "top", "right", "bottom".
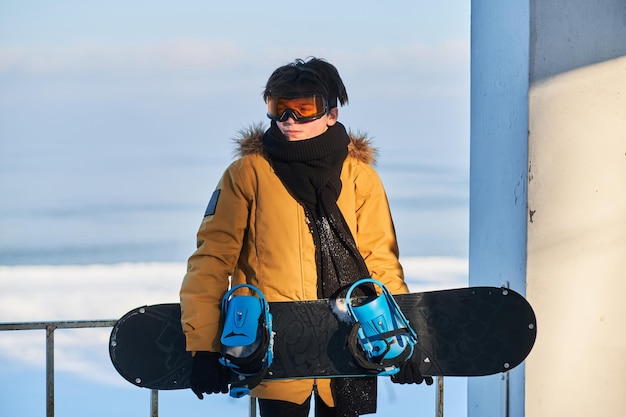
{"left": 276, "top": 107, "right": 338, "bottom": 141}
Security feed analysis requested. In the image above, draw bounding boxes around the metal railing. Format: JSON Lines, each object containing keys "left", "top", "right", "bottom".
{"left": 1, "top": 319, "right": 118, "bottom": 417}
{"left": 0, "top": 320, "right": 444, "bottom": 417}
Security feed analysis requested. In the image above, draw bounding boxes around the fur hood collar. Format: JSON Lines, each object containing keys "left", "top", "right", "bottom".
{"left": 233, "top": 122, "right": 378, "bottom": 165}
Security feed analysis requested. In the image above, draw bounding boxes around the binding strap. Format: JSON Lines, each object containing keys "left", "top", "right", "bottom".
{"left": 348, "top": 323, "right": 415, "bottom": 372}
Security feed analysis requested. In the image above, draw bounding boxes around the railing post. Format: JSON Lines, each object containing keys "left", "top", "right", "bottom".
{"left": 435, "top": 376, "right": 444, "bottom": 417}
{"left": 46, "top": 324, "right": 56, "bottom": 417}
{"left": 249, "top": 396, "right": 256, "bottom": 417}
{"left": 151, "top": 389, "right": 158, "bottom": 417}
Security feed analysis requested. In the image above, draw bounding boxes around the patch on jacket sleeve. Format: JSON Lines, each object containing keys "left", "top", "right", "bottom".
{"left": 204, "top": 189, "right": 221, "bottom": 216}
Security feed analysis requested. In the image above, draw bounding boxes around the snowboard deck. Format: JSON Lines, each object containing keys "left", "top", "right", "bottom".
{"left": 109, "top": 286, "right": 536, "bottom": 390}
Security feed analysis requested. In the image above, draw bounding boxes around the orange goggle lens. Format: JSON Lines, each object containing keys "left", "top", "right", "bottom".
{"left": 266, "top": 95, "right": 328, "bottom": 122}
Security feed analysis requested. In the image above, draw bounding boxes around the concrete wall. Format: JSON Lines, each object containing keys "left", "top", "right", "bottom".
{"left": 526, "top": 54, "right": 626, "bottom": 417}
{"left": 470, "top": 0, "right": 626, "bottom": 416}
{"left": 526, "top": 1, "right": 626, "bottom": 415}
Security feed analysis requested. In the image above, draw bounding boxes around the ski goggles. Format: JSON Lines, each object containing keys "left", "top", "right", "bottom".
{"left": 266, "top": 94, "right": 328, "bottom": 123}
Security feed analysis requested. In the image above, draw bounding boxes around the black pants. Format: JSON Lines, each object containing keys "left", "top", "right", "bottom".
{"left": 258, "top": 395, "right": 337, "bottom": 417}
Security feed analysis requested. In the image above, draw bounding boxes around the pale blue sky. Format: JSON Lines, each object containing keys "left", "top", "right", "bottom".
{"left": 0, "top": 1, "right": 468, "bottom": 44}
{"left": 1, "top": 0, "right": 470, "bottom": 261}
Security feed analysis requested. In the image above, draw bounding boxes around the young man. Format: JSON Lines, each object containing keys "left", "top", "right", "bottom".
{"left": 180, "top": 57, "right": 431, "bottom": 417}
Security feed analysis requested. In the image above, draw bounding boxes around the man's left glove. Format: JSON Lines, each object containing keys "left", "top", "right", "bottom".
{"left": 391, "top": 351, "right": 434, "bottom": 385}
{"left": 190, "top": 351, "right": 230, "bottom": 399}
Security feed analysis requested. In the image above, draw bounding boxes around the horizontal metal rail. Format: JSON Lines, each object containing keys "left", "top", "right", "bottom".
{"left": 1, "top": 320, "right": 117, "bottom": 331}
{"left": 0, "top": 320, "right": 445, "bottom": 417}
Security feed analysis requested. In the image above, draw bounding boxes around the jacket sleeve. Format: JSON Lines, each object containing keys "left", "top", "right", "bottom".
{"left": 180, "top": 160, "right": 252, "bottom": 352}
{"left": 354, "top": 164, "right": 409, "bottom": 295}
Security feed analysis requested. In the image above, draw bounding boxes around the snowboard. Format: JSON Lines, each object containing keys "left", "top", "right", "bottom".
{"left": 109, "top": 286, "right": 536, "bottom": 390}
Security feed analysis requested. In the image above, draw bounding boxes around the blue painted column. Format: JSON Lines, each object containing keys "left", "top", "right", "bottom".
{"left": 469, "top": 1, "right": 530, "bottom": 416}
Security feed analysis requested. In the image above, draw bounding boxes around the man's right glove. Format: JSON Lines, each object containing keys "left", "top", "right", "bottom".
{"left": 390, "top": 351, "right": 434, "bottom": 385}
{"left": 190, "top": 351, "right": 230, "bottom": 399}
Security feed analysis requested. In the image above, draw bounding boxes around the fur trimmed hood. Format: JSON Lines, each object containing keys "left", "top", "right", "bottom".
{"left": 232, "top": 122, "right": 378, "bottom": 165}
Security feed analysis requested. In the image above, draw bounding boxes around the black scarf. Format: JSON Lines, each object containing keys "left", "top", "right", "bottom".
{"left": 263, "top": 122, "right": 377, "bottom": 416}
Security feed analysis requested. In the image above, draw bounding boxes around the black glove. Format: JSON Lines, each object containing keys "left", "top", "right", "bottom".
{"left": 190, "top": 351, "right": 230, "bottom": 399}
{"left": 391, "top": 351, "right": 434, "bottom": 385}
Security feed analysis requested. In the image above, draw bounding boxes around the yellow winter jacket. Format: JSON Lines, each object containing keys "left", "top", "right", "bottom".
{"left": 180, "top": 125, "right": 408, "bottom": 406}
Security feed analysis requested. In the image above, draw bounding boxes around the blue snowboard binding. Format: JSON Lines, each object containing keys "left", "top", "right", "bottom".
{"left": 219, "top": 284, "right": 274, "bottom": 398}
{"left": 345, "top": 278, "right": 418, "bottom": 375}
